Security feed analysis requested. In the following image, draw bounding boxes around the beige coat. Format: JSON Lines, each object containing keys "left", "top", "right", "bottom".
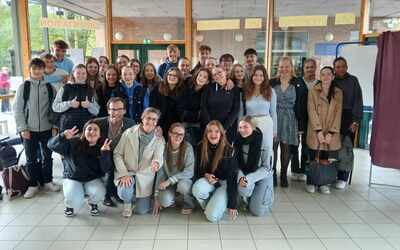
{"left": 113, "top": 125, "right": 165, "bottom": 198}
{"left": 307, "top": 83, "right": 343, "bottom": 151}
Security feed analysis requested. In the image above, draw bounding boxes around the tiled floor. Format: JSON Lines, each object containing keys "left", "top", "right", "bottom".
{"left": 0, "top": 149, "right": 400, "bottom": 250}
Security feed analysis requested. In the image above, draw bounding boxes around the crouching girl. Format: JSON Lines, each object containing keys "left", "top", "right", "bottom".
{"left": 192, "top": 120, "right": 238, "bottom": 222}
{"left": 48, "top": 120, "right": 112, "bottom": 217}
{"left": 234, "top": 116, "right": 274, "bottom": 217}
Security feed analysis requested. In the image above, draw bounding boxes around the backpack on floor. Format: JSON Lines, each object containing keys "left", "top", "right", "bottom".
{"left": 0, "top": 137, "right": 18, "bottom": 172}
{"left": 1, "top": 149, "right": 30, "bottom": 199}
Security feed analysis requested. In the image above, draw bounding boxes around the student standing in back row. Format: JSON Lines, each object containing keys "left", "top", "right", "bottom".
{"left": 290, "top": 58, "right": 318, "bottom": 182}
{"left": 52, "top": 40, "right": 74, "bottom": 74}
{"left": 270, "top": 57, "right": 308, "bottom": 188}
{"left": 333, "top": 57, "right": 363, "bottom": 189}
{"left": 14, "top": 58, "right": 60, "bottom": 199}
{"left": 158, "top": 44, "right": 180, "bottom": 79}
{"left": 191, "top": 45, "right": 212, "bottom": 75}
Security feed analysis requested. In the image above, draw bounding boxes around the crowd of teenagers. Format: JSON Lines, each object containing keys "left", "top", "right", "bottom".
{"left": 9, "top": 39, "right": 363, "bottom": 222}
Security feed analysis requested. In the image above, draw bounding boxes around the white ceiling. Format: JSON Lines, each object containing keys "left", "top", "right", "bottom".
{"left": 46, "top": 0, "right": 400, "bottom": 20}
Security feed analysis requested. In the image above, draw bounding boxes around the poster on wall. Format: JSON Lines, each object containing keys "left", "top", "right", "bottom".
{"left": 69, "top": 48, "right": 84, "bottom": 65}
{"left": 92, "top": 48, "right": 105, "bottom": 59}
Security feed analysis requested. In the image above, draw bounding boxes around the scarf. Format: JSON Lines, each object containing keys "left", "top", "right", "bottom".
{"left": 235, "top": 128, "right": 263, "bottom": 175}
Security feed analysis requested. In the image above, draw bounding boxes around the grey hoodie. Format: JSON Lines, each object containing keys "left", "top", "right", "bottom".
{"left": 14, "top": 78, "right": 56, "bottom": 133}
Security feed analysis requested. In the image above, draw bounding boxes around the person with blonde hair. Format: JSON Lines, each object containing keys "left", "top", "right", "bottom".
{"left": 192, "top": 120, "right": 238, "bottom": 222}
{"left": 234, "top": 116, "right": 274, "bottom": 216}
{"left": 270, "top": 56, "right": 308, "bottom": 187}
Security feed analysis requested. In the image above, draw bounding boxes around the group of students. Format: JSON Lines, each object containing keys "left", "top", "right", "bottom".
{"left": 11, "top": 39, "right": 363, "bottom": 222}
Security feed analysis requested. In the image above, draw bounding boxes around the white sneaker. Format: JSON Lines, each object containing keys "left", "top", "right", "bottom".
{"left": 320, "top": 185, "right": 331, "bottom": 194}
{"left": 122, "top": 203, "right": 133, "bottom": 218}
{"left": 44, "top": 182, "right": 61, "bottom": 192}
{"left": 305, "top": 185, "right": 315, "bottom": 193}
{"left": 335, "top": 180, "right": 347, "bottom": 190}
{"left": 24, "top": 186, "right": 39, "bottom": 199}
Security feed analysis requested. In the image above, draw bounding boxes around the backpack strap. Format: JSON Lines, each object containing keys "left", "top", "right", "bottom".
{"left": 22, "top": 80, "right": 31, "bottom": 111}
{"left": 46, "top": 82, "right": 54, "bottom": 104}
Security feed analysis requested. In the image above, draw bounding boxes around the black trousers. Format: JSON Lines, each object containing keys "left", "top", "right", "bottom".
{"left": 22, "top": 130, "right": 53, "bottom": 187}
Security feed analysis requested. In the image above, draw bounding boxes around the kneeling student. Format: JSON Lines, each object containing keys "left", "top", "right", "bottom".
{"left": 234, "top": 116, "right": 274, "bottom": 217}
{"left": 153, "top": 123, "right": 195, "bottom": 216}
{"left": 48, "top": 120, "right": 112, "bottom": 217}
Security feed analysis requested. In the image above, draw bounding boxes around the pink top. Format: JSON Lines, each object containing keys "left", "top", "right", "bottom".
{"left": 0, "top": 72, "right": 10, "bottom": 89}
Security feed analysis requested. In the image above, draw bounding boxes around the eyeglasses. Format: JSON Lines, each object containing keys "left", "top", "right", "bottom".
{"left": 170, "top": 132, "right": 184, "bottom": 138}
{"left": 109, "top": 108, "right": 125, "bottom": 112}
{"left": 168, "top": 74, "right": 178, "bottom": 78}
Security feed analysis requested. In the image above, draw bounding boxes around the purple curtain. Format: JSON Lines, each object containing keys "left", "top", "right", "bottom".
{"left": 370, "top": 31, "right": 400, "bottom": 169}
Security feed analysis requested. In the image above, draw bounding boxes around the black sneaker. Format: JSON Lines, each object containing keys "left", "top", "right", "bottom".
{"left": 64, "top": 207, "right": 74, "bottom": 217}
{"left": 103, "top": 196, "right": 117, "bottom": 207}
{"left": 89, "top": 204, "right": 99, "bottom": 216}
{"left": 114, "top": 195, "right": 124, "bottom": 204}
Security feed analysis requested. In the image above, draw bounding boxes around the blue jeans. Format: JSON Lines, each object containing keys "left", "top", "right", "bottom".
{"left": 63, "top": 178, "right": 105, "bottom": 209}
{"left": 238, "top": 175, "right": 274, "bottom": 217}
{"left": 117, "top": 176, "right": 152, "bottom": 214}
{"left": 23, "top": 130, "right": 53, "bottom": 187}
{"left": 158, "top": 179, "right": 194, "bottom": 209}
{"left": 192, "top": 178, "right": 228, "bottom": 223}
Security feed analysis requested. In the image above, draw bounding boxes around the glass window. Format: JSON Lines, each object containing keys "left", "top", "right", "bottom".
{"left": 1, "top": 0, "right": 21, "bottom": 133}
{"left": 112, "top": 0, "right": 185, "bottom": 42}
{"left": 272, "top": 0, "right": 361, "bottom": 76}
{"left": 28, "top": 0, "right": 106, "bottom": 60}
{"left": 369, "top": 0, "right": 400, "bottom": 33}
{"left": 192, "top": 0, "right": 267, "bottom": 65}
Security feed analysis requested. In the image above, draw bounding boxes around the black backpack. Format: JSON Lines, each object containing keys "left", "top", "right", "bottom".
{"left": 22, "top": 80, "right": 57, "bottom": 124}
{"left": 0, "top": 137, "right": 17, "bottom": 171}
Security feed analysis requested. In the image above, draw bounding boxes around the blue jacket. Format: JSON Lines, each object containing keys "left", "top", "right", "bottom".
{"left": 157, "top": 59, "right": 179, "bottom": 79}
{"left": 119, "top": 80, "right": 146, "bottom": 123}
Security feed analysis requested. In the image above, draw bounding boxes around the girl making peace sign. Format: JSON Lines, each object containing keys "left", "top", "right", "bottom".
{"left": 48, "top": 120, "right": 112, "bottom": 217}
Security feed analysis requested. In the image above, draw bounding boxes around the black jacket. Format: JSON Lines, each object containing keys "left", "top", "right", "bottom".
{"left": 150, "top": 88, "right": 182, "bottom": 139}
{"left": 48, "top": 134, "right": 111, "bottom": 182}
{"left": 270, "top": 77, "right": 308, "bottom": 132}
{"left": 96, "top": 84, "right": 125, "bottom": 118}
{"left": 194, "top": 143, "right": 238, "bottom": 209}
{"left": 178, "top": 84, "right": 205, "bottom": 124}
{"left": 94, "top": 116, "right": 135, "bottom": 150}
{"left": 200, "top": 82, "right": 240, "bottom": 131}
{"left": 334, "top": 73, "right": 363, "bottom": 135}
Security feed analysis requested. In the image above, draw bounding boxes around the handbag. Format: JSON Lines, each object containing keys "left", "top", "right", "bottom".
{"left": 306, "top": 145, "right": 337, "bottom": 186}
{"left": 1, "top": 149, "right": 30, "bottom": 199}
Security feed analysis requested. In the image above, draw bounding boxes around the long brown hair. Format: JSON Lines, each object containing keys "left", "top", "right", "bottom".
{"left": 86, "top": 57, "right": 101, "bottom": 89}
{"left": 159, "top": 67, "right": 184, "bottom": 96}
{"left": 141, "top": 62, "right": 161, "bottom": 89}
{"left": 166, "top": 123, "right": 187, "bottom": 172}
{"left": 200, "top": 120, "right": 231, "bottom": 173}
{"left": 101, "top": 64, "right": 120, "bottom": 93}
{"left": 244, "top": 64, "right": 272, "bottom": 101}
{"left": 191, "top": 67, "right": 212, "bottom": 88}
